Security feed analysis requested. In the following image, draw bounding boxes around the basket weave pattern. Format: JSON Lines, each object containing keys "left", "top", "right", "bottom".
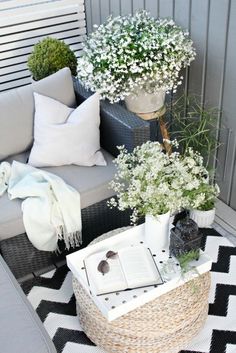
{"left": 73, "top": 272, "right": 210, "bottom": 353}
{"left": 72, "top": 228, "right": 211, "bottom": 353}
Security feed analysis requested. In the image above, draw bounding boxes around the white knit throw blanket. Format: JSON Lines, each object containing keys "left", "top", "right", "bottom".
{"left": 0, "top": 161, "right": 82, "bottom": 251}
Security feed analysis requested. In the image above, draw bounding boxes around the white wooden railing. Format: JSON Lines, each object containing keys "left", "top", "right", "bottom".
{"left": 0, "top": 0, "right": 86, "bottom": 91}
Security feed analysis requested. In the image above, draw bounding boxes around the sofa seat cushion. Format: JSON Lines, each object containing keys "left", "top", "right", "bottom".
{"left": 0, "top": 150, "right": 116, "bottom": 241}
{"left": 0, "top": 255, "right": 56, "bottom": 353}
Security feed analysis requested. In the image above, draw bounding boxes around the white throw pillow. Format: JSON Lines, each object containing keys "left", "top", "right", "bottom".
{"left": 28, "top": 92, "right": 106, "bottom": 167}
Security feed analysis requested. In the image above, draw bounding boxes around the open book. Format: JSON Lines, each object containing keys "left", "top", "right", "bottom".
{"left": 84, "top": 245, "right": 163, "bottom": 295}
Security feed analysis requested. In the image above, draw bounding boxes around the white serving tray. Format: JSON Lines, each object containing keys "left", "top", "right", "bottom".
{"left": 67, "top": 224, "right": 212, "bottom": 321}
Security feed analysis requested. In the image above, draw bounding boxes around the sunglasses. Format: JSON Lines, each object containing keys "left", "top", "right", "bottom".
{"left": 97, "top": 250, "right": 118, "bottom": 275}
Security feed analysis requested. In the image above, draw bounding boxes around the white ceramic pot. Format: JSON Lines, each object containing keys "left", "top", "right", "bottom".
{"left": 189, "top": 208, "right": 216, "bottom": 228}
{"left": 125, "top": 88, "right": 165, "bottom": 114}
{"left": 144, "top": 212, "right": 170, "bottom": 252}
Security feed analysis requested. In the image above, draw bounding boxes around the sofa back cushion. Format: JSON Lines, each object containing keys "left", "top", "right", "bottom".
{"left": 0, "top": 68, "right": 76, "bottom": 161}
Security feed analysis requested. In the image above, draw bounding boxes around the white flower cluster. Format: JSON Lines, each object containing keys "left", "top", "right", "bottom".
{"left": 77, "top": 11, "right": 196, "bottom": 103}
{"left": 108, "top": 141, "right": 219, "bottom": 223}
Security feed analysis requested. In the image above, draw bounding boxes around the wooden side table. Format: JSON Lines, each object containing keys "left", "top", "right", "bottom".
{"left": 73, "top": 227, "right": 211, "bottom": 353}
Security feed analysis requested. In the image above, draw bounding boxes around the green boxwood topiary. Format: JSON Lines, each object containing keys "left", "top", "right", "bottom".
{"left": 27, "top": 37, "right": 78, "bottom": 80}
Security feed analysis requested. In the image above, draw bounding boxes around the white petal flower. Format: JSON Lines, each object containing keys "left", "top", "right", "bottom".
{"left": 107, "top": 141, "right": 220, "bottom": 218}
{"left": 77, "top": 10, "right": 196, "bottom": 103}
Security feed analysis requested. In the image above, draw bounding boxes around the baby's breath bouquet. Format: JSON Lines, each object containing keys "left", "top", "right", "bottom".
{"left": 77, "top": 11, "right": 196, "bottom": 103}
{"left": 108, "top": 141, "right": 219, "bottom": 223}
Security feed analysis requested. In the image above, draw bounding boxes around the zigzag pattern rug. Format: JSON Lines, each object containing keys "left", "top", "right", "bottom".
{"left": 21, "top": 228, "right": 236, "bottom": 353}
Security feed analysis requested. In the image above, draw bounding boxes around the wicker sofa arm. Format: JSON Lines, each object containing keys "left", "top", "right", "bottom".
{"left": 73, "top": 79, "right": 150, "bottom": 157}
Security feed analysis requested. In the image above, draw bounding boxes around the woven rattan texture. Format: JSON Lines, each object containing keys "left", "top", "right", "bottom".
{"left": 74, "top": 79, "right": 151, "bottom": 156}
{"left": 0, "top": 233, "right": 53, "bottom": 279}
{"left": 0, "top": 199, "right": 131, "bottom": 279}
{"left": 73, "top": 228, "right": 211, "bottom": 353}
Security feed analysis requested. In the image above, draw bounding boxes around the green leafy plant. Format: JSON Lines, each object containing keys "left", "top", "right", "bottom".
{"left": 169, "top": 94, "right": 221, "bottom": 168}
{"left": 184, "top": 181, "right": 219, "bottom": 211}
{"left": 177, "top": 249, "right": 200, "bottom": 273}
{"left": 176, "top": 249, "right": 201, "bottom": 293}
{"left": 28, "top": 37, "right": 78, "bottom": 80}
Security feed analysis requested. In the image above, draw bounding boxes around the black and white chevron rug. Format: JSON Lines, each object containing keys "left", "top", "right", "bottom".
{"left": 21, "top": 228, "right": 236, "bottom": 353}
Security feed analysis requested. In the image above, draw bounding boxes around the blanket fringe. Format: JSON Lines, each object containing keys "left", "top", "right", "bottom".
{"left": 57, "top": 225, "right": 82, "bottom": 250}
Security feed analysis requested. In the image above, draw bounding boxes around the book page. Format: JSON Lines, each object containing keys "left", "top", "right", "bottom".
{"left": 119, "top": 246, "right": 162, "bottom": 288}
{"left": 84, "top": 250, "right": 127, "bottom": 295}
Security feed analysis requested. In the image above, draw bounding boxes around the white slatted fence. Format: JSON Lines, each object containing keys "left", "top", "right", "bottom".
{"left": 0, "top": 0, "right": 86, "bottom": 91}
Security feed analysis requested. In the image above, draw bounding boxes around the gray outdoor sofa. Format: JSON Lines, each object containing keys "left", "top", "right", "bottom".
{"left": 0, "top": 68, "right": 154, "bottom": 280}
{"left": 0, "top": 254, "right": 56, "bottom": 353}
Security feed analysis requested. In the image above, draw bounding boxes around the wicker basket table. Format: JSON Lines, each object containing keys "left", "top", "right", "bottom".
{"left": 73, "top": 227, "right": 211, "bottom": 353}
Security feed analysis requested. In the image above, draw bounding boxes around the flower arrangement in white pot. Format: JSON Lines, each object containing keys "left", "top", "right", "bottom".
{"left": 174, "top": 146, "right": 220, "bottom": 228}
{"left": 77, "top": 11, "right": 196, "bottom": 113}
{"left": 187, "top": 181, "right": 220, "bottom": 228}
{"left": 108, "top": 141, "right": 210, "bottom": 251}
